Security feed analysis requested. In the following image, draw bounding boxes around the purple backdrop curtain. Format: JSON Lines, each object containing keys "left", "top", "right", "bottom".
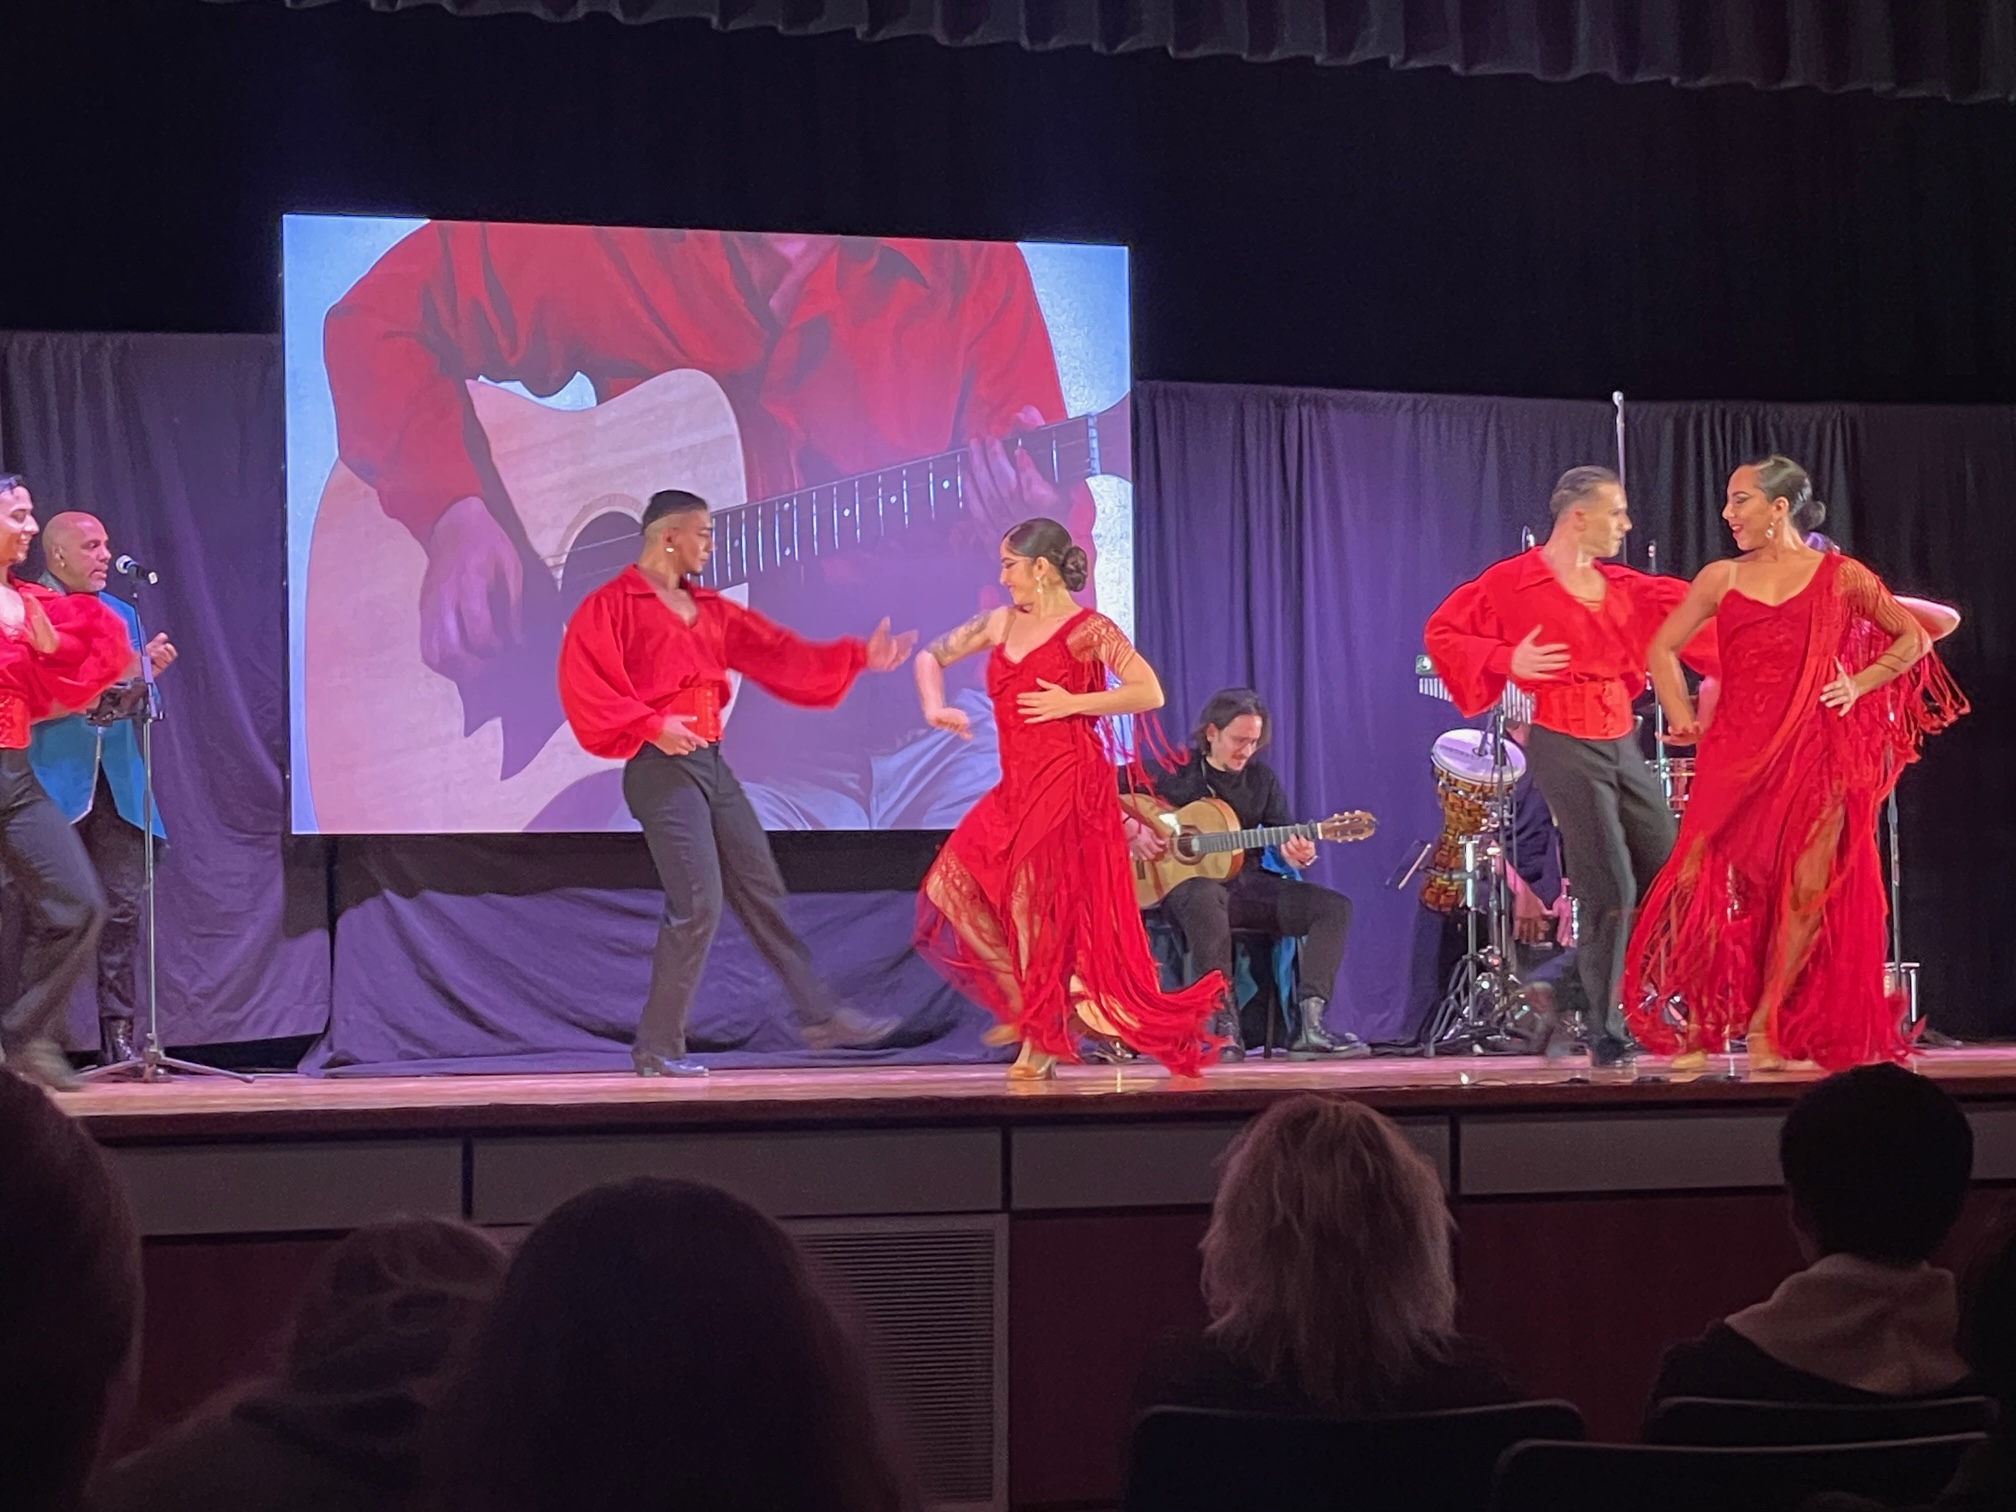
{"left": 309, "top": 837, "right": 984, "bottom": 1074}
{"left": 1136, "top": 383, "right": 2015, "bottom": 1043}
{"left": 3, "top": 337, "right": 2008, "bottom": 1060}
{"left": 0, "top": 332, "right": 331, "bottom": 1048}
{"left": 1135, "top": 383, "right": 1614, "bottom": 1041}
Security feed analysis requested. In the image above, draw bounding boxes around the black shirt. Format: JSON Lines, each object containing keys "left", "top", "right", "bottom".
{"left": 1643, "top": 1321, "right": 1976, "bottom": 1436}
{"left": 1141, "top": 753, "right": 1293, "bottom": 859}
{"left": 1133, "top": 1327, "right": 1522, "bottom": 1420}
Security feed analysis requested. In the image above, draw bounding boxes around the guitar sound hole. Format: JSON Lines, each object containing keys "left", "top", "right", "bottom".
{"left": 561, "top": 509, "right": 643, "bottom": 613}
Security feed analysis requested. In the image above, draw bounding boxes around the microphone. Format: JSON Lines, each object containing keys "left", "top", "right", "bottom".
{"left": 113, "top": 554, "right": 160, "bottom": 585}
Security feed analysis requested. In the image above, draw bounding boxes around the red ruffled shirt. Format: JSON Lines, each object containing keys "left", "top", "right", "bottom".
{"left": 324, "top": 224, "right": 1073, "bottom": 543}
{"left": 1424, "top": 550, "right": 1718, "bottom": 740}
{"left": 0, "top": 576, "right": 133, "bottom": 749}
{"left": 558, "top": 566, "right": 869, "bottom": 761}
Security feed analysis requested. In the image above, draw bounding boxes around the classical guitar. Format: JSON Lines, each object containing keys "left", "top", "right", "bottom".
{"left": 302, "top": 370, "right": 1132, "bottom": 833}
{"left": 1120, "top": 793, "right": 1378, "bottom": 909}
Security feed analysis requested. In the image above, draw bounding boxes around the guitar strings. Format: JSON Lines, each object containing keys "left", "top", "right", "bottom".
{"left": 507, "top": 428, "right": 1097, "bottom": 577}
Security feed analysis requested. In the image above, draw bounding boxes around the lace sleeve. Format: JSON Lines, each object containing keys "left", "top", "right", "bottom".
{"left": 1836, "top": 557, "right": 1924, "bottom": 643}
{"left": 1066, "top": 612, "right": 1140, "bottom": 677}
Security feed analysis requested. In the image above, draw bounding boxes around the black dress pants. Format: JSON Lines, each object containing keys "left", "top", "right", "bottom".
{"left": 0, "top": 749, "right": 106, "bottom": 1053}
{"left": 622, "top": 745, "right": 841, "bottom": 1057}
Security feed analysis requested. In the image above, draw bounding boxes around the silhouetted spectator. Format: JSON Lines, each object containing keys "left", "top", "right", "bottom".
{"left": 91, "top": 1216, "right": 504, "bottom": 1512}
{"left": 1649, "top": 1065, "right": 1975, "bottom": 1425}
{"left": 426, "top": 1177, "right": 917, "bottom": 1512}
{"left": 0, "top": 1068, "right": 144, "bottom": 1512}
{"left": 1136, "top": 1093, "right": 1518, "bottom": 1417}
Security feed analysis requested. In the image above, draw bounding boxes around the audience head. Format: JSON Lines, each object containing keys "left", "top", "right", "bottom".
{"left": 1201, "top": 1094, "right": 1456, "bottom": 1414}
{"left": 430, "top": 1177, "right": 914, "bottom": 1512}
{"left": 1780, "top": 1065, "right": 1973, "bottom": 1264}
{"left": 286, "top": 1217, "right": 505, "bottom": 1397}
{"left": 1192, "top": 687, "right": 1270, "bottom": 771}
{"left": 0, "top": 1069, "right": 143, "bottom": 1511}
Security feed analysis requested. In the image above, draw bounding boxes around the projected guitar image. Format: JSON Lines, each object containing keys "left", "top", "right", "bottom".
{"left": 302, "top": 372, "right": 1133, "bottom": 833}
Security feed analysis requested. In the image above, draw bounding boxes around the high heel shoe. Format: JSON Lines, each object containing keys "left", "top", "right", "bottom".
{"left": 1670, "top": 1048, "right": 1709, "bottom": 1072}
{"left": 1007, "top": 1044, "right": 1058, "bottom": 1080}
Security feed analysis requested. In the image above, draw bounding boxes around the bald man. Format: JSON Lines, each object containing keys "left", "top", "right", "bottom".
{"left": 28, "top": 512, "right": 175, "bottom": 1065}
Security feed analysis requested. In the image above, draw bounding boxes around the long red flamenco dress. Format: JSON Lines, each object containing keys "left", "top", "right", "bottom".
{"left": 916, "top": 609, "right": 1224, "bottom": 1076}
{"left": 1622, "top": 554, "right": 1967, "bottom": 1069}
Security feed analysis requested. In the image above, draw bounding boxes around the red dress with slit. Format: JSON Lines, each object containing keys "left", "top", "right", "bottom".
{"left": 1622, "top": 554, "right": 1966, "bottom": 1068}
{"left": 915, "top": 608, "right": 1224, "bottom": 1075}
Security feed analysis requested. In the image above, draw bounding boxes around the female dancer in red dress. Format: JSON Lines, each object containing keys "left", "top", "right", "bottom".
{"left": 1623, "top": 458, "right": 1966, "bottom": 1072}
{"left": 913, "top": 518, "right": 1223, "bottom": 1080}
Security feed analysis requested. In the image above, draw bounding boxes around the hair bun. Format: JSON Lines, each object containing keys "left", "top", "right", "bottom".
{"left": 1059, "top": 545, "right": 1090, "bottom": 593}
{"left": 1807, "top": 498, "right": 1828, "bottom": 529}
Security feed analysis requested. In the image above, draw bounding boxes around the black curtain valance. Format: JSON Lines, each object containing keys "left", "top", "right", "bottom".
{"left": 204, "top": 0, "right": 2016, "bottom": 104}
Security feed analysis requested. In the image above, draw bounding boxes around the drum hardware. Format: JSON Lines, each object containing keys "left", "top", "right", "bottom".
{"left": 1410, "top": 704, "right": 1540, "bottom": 1056}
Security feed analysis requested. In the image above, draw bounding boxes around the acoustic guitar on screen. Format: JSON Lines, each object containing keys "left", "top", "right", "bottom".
{"left": 303, "top": 370, "right": 1133, "bottom": 833}
{"left": 1122, "top": 793, "right": 1378, "bottom": 908}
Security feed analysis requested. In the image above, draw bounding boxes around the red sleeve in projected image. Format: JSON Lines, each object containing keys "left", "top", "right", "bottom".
{"left": 322, "top": 224, "right": 1079, "bottom": 544}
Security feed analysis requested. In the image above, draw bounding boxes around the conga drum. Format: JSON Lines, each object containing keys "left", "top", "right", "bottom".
{"left": 1421, "top": 729, "right": 1525, "bottom": 913}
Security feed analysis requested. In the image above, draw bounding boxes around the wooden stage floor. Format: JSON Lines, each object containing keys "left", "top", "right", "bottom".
{"left": 59, "top": 1043, "right": 2016, "bottom": 1143}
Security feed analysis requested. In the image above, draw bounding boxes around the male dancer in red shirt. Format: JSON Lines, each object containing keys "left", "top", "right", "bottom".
{"left": 559, "top": 489, "right": 916, "bottom": 1077}
{"left": 1425, "top": 467, "right": 1709, "bottom": 1066}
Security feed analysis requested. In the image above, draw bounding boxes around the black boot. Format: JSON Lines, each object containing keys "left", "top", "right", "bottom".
{"left": 1287, "top": 996, "right": 1371, "bottom": 1060}
{"left": 100, "top": 1017, "right": 137, "bottom": 1067}
{"left": 1208, "top": 1003, "right": 1246, "bottom": 1064}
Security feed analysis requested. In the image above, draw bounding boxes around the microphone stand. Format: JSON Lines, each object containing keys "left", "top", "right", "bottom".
{"left": 82, "top": 579, "right": 252, "bottom": 1085}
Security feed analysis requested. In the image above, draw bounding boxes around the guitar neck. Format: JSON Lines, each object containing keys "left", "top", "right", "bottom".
{"left": 696, "top": 411, "right": 1110, "bottom": 592}
{"left": 1188, "top": 820, "right": 1325, "bottom": 855}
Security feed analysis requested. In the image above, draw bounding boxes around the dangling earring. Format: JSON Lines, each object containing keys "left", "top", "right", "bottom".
{"left": 1766, "top": 525, "right": 1776, "bottom": 541}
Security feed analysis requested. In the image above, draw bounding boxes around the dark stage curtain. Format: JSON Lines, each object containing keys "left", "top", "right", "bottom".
{"left": 12, "top": 3, "right": 2016, "bottom": 410}
{"left": 203, "top": 0, "right": 2016, "bottom": 105}
{"left": 0, "top": 333, "right": 332, "bottom": 1048}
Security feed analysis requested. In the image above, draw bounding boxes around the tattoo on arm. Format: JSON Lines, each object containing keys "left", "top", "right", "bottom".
{"left": 929, "top": 609, "right": 995, "bottom": 667}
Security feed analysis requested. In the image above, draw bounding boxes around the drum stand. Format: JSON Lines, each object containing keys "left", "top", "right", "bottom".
{"left": 1421, "top": 711, "right": 1541, "bottom": 1056}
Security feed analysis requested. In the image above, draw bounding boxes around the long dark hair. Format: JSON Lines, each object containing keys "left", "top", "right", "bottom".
{"left": 427, "top": 1179, "right": 917, "bottom": 1512}
{"left": 1191, "top": 687, "right": 1270, "bottom": 756}
{"left": 1002, "top": 517, "right": 1089, "bottom": 592}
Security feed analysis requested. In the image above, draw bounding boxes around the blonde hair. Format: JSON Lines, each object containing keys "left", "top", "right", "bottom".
{"left": 1200, "top": 1095, "right": 1457, "bottom": 1414}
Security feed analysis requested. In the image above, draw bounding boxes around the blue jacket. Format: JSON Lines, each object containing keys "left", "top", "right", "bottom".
{"left": 27, "top": 583, "right": 166, "bottom": 839}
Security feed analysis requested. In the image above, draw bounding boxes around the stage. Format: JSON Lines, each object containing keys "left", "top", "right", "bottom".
{"left": 70, "top": 1046, "right": 2016, "bottom": 1510}
{"left": 62, "top": 1042, "right": 2016, "bottom": 1143}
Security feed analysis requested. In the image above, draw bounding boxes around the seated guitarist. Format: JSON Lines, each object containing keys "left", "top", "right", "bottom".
{"left": 1126, "top": 688, "right": 1365, "bottom": 1063}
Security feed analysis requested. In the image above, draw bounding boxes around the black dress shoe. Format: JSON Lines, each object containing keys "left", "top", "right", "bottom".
{"left": 100, "top": 1018, "right": 137, "bottom": 1066}
{"left": 11, "top": 1038, "right": 82, "bottom": 1092}
{"left": 802, "top": 1007, "right": 899, "bottom": 1051}
{"left": 631, "top": 1047, "right": 708, "bottom": 1078}
{"left": 1590, "top": 1034, "right": 1635, "bottom": 1069}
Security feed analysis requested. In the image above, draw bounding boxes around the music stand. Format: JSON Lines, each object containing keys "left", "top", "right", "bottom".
{"left": 80, "top": 613, "right": 252, "bottom": 1085}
